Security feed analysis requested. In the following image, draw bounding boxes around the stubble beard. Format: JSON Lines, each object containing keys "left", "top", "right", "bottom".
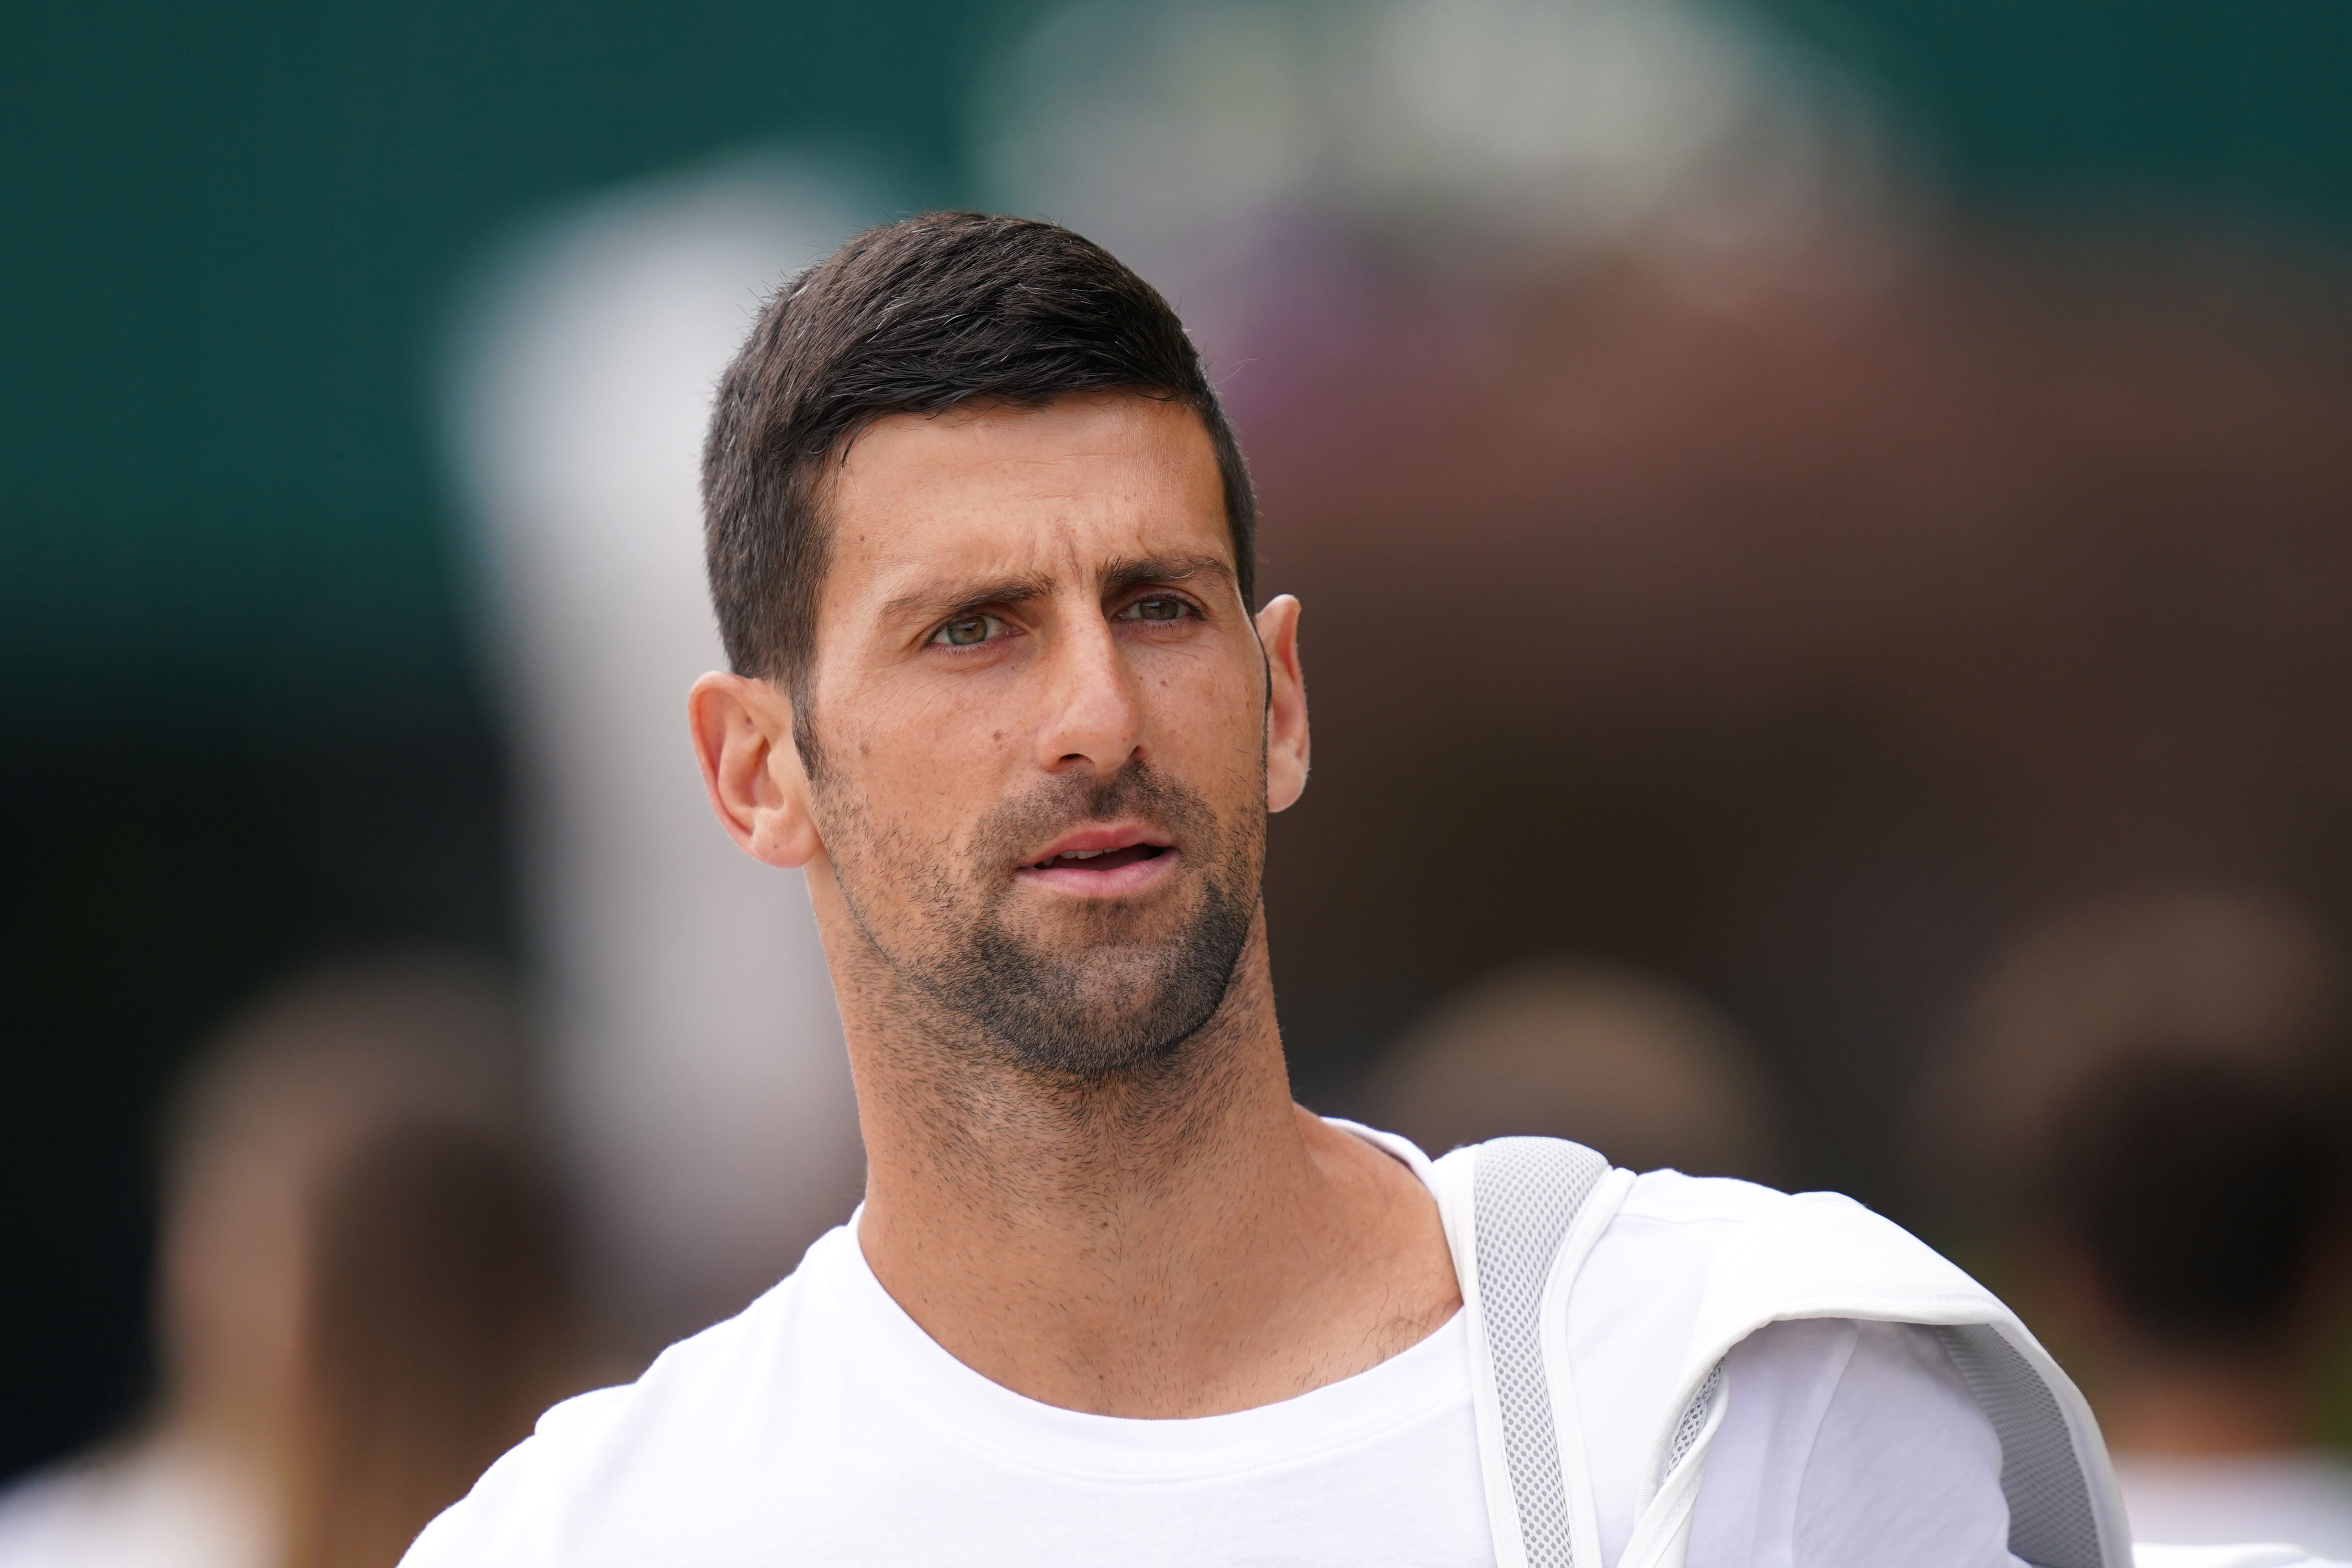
{"left": 818, "top": 760, "right": 1264, "bottom": 1084}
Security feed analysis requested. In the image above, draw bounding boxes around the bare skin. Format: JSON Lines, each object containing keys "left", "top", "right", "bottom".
{"left": 690, "top": 392, "right": 1458, "bottom": 1418}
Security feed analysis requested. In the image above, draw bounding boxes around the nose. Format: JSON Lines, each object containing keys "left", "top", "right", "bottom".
{"left": 1034, "top": 607, "right": 1144, "bottom": 778}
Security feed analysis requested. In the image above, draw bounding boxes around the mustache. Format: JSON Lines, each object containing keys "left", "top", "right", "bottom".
{"left": 974, "top": 761, "right": 1214, "bottom": 869}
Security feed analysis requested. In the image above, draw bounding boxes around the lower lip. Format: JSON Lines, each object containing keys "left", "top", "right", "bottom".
{"left": 1012, "top": 850, "right": 1178, "bottom": 898}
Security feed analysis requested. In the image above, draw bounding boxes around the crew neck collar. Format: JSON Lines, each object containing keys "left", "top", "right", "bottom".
{"left": 817, "top": 1118, "right": 1465, "bottom": 1482}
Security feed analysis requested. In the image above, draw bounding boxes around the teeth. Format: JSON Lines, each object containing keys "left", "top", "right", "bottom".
{"left": 1029, "top": 847, "right": 1118, "bottom": 869}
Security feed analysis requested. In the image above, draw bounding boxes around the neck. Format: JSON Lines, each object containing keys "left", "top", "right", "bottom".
{"left": 825, "top": 898, "right": 1459, "bottom": 1418}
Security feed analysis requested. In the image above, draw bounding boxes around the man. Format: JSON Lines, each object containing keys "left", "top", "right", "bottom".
{"left": 403, "top": 214, "right": 2052, "bottom": 1567}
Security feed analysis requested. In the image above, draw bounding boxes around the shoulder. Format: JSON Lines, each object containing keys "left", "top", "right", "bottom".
{"left": 1430, "top": 1139, "right": 2011, "bottom": 1401}
{"left": 1430, "top": 1141, "right": 1890, "bottom": 1297}
{"left": 402, "top": 1233, "right": 848, "bottom": 1567}
{"left": 1612, "top": 1168, "right": 1992, "bottom": 1327}
{"left": 1426, "top": 1142, "right": 1787, "bottom": 1228}
{"left": 1611, "top": 1165, "right": 1792, "bottom": 1230}
{"left": 1429, "top": 1140, "right": 1996, "bottom": 1337}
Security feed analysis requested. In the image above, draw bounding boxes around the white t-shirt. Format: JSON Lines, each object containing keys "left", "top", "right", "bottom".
{"left": 404, "top": 1126, "right": 2023, "bottom": 1567}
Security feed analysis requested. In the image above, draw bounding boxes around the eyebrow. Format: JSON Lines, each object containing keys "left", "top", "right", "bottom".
{"left": 1100, "top": 554, "right": 1236, "bottom": 600}
{"left": 878, "top": 555, "right": 1237, "bottom": 628}
{"left": 878, "top": 573, "right": 1053, "bottom": 627}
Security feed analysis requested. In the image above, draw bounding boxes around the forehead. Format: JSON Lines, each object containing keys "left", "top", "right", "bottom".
{"left": 821, "top": 393, "right": 1230, "bottom": 603}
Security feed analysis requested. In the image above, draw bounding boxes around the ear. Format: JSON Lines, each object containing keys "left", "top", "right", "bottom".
{"left": 688, "top": 672, "right": 822, "bottom": 868}
{"left": 1255, "top": 594, "right": 1311, "bottom": 813}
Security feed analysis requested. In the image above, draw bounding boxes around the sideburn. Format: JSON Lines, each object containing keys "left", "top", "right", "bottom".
{"left": 787, "top": 678, "right": 826, "bottom": 785}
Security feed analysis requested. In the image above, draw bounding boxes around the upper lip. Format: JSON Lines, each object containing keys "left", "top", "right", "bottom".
{"left": 1017, "top": 823, "right": 1173, "bottom": 868}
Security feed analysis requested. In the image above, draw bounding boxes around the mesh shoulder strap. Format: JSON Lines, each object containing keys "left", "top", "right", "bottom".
{"left": 1937, "top": 1323, "right": 2111, "bottom": 1568}
{"left": 1458, "top": 1136, "right": 1612, "bottom": 1568}
{"left": 1449, "top": 1151, "right": 2142, "bottom": 1568}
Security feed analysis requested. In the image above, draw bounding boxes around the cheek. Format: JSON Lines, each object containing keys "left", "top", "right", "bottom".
{"left": 1140, "top": 652, "right": 1267, "bottom": 773}
{"left": 825, "top": 694, "right": 1020, "bottom": 840}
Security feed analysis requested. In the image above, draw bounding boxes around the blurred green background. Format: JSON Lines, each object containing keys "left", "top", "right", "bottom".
{"left": 5, "top": 0, "right": 2351, "bottom": 1481}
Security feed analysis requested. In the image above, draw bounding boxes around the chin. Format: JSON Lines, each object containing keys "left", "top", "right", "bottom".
{"left": 1020, "top": 895, "right": 1199, "bottom": 950}
{"left": 964, "top": 945, "right": 1245, "bottom": 1083}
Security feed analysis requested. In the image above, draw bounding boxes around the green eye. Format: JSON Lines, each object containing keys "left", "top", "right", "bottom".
{"left": 1120, "top": 597, "right": 1189, "bottom": 622}
{"left": 932, "top": 615, "right": 999, "bottom": 647}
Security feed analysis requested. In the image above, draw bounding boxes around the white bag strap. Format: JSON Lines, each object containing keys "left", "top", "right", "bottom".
{"left": 1936, "top": 1321, "right": 2116, "bottom": 1568}
{"left": 1445, "top": 1136, "right": 1613, "bottom": 1568}
{"left": 1449, "top": 1138, "right": 2151, "bottom": 1568}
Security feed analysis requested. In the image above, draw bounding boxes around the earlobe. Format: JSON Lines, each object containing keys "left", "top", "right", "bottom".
{"left": 688, "top": 672, "right": 823, "bottom": 869}
{"left": 1255, "top": 594, "right": 1311, "bottom": 813}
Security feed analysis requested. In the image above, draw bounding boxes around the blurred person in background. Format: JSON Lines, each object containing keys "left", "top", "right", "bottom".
{"left": 1362, "top": 960, "right": 1782, "bottom": 1181}
{"left": 449, "top": 159, "right": 873, "bottom": 1350}
{"left": 2047, "top": 1057, "right": 2352, "bottom": 1555}
{"left": 0, "top": 954, "right": 582, "bottom": 1568}
{"left": 1926, "top": 890, "right": 2352, "bottom": 1559}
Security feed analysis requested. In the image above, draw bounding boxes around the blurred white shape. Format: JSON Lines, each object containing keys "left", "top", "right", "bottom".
{"left": 2115, "top": 1455, "right": 2352, "bottom": 1564}
{"left": 447, "top": 154, "right": 876, "bottom": 1344}
{"left": 979, "top": 3, "right": 1323, "bottom": 262}
{"left": 977, "top": 0, "right": 1889, "bottom": 330}
{"left": 1351, "top": 0, "right": 1857, "bottom": 249}
{"left": 0, "top": 1439, "right": 266, "bottom": 1568}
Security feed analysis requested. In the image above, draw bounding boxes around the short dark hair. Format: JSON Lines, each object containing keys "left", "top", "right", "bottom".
{"left": 702, "top": 212, "right": 1258, "bottom": 691}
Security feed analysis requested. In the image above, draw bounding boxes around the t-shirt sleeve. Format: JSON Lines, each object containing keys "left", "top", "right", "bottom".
{"left": 1687, "top": 1318, "right": 2027, "bottom": 1568}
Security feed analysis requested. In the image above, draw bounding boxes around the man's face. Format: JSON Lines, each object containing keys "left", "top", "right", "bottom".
{"left": 795, "top": 393, "right": 1285, "bottom": 1078}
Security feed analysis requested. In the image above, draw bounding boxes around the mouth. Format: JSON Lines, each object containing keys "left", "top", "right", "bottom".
{"left": 1012, "top": 826, "right": 1177, "bottom": 896}
{"left": 1025, "top": 843, "right": 1166, "bottom": 873}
